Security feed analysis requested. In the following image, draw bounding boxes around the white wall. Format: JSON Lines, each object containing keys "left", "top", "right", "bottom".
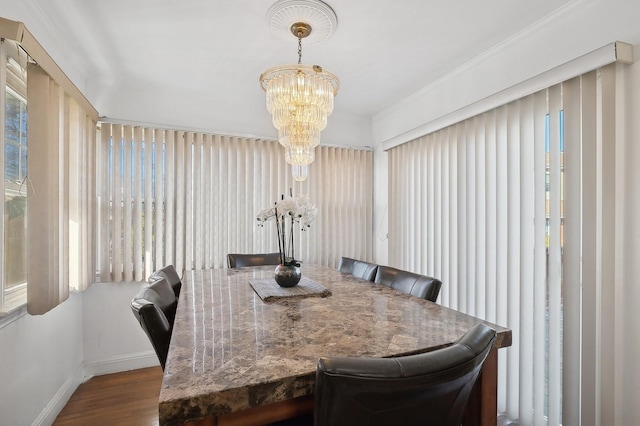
{"left": 0, "top": 294, "right": 83, "bottom": 426}
{"left": 0, "top": 283, "right": 158, "bottom": 426}
{"left": 371, "top": 0, "right": 640, "bottom": 148}
{"left": 0, "top": 282, "right": 158, "bottom": 426}
{"left": 82, "top": 282, "right": 159, "bottom": 376}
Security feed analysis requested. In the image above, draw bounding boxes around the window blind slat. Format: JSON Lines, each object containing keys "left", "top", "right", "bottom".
{"left": 154, "top": 129, "right": 165, "bottom": 269}
{"left": 65, "top": 99, "right": 76, "bottom": 291}
{"left": 475, "top": 116, "right": 486, "bottom": 318}
{"left": 532, "top": 89, "right": 548, "bottom": 425}
{"left": 596, "top": 64, "right": 618, "bottom": 425}
{"left": 561, "top": 76, "right": 582, "bottom": 425}
{"left": 164, "top": 131, "right": 176, "bottom": 269}
{"left": 443, "top": 130, "right": 452, "bottom": 307}
{"left": 466, "top": 120, "right": 476, "bottom": 316}
{"left": 518, "top": 94, "right": 535, "bottom": 424}
{"left": 203, "top": 134, "right": 213, "bottom": 269}
{"left": 457, "top": 123, "right": 468, "bottom": 312}
{"left": 194, "top": 133, "right": 204, "bottom": 269}
{"left": 495, "top": 105, "right": 509, "bottom": 413}
{"left": 580, "top": 71, "right": 598, "bottom": 425}
{"left": 132, "top": 126, "right": 143, "bottom": 281}
{"left": 506, "top": 100, "right": 521, "bottom": 418}
{"left": 112, "top": 124, "right": 123, "bottom": 282}
{"left": 143, "top": 128, "right": 154, "bottom": 276}
{"left": 484, "top": 110, "right": 497, "bottom": 323}
{"left": 99, "top": 126, "right": 111, "bottom": 279}
{"left": 434, "top": 133, "right": 443, "bottom": 289}
{"left": 547, "top": 85, "right": 563, "bottom": 425}
{"left": 122, "top": 125, "right": 133, "bottom": 282}
{"left": 449, "top": 127, "right": 458, "bottom": 310}
{"left": 175, "top": 131, "right": 187, "bottom": 271}
{"left": 184, "top": 131, "right": 193, "bottom": 269}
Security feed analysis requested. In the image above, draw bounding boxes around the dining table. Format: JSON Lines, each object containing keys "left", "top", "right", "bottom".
{"left": 158, "top": 264, "right": 512, "bottom": 426}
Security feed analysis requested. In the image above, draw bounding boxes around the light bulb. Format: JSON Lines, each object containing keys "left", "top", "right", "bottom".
{"left": 292, "top": 164, "right": 308, "bottom": 181}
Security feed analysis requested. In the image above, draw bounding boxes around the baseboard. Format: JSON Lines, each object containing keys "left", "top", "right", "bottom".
{"left": 30, "top": 353, "right": 159, "bottom": 426}
{"left": 82, "top": 351, "right": 160, "bottom": 379}
{"left": 31, "top": 362, "right": 84, "bottom": 426}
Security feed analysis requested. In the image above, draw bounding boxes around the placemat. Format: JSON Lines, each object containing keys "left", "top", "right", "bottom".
{"left": 249, "top": 276, "right": 332, "bottom": 302}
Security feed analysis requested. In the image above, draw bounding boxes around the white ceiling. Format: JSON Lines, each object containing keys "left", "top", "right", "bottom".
{"left": 23, "top": 1, "right": 571, "bottom": 112}
{"left": 4, "top": 0, "right": 639, "bottom": 144}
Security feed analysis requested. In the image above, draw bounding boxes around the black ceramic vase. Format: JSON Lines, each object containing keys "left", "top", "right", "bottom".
{"left": 274, "top": 264, "right": 301, "bottom": 288}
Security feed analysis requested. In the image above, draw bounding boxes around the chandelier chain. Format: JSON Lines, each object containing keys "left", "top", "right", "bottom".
{"left": 297, "top": 33, "right": 303, "bottom": 64}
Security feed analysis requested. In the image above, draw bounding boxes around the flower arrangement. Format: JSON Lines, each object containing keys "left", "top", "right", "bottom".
{"left": 257, "top": 192, "right": 318, "bottom": 267}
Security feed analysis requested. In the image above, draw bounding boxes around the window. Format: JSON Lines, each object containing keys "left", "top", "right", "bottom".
{"left": 0, "top": 18, "right": 97, "bottom": 317}
{"left": 0, "top": 39, "right": 28, "bottom": 316}
{"left": 96, "top": 125, "right": 374, "bottom": 282}
{"left": 387, "top": 69, "right": 611, "bottom": 424}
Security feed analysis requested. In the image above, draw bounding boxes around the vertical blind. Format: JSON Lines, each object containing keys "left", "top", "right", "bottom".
{"left": 97, "top": 124, "right": 374, "bottom": 282}
{"left": 26, "top": 63, "right": 97, "bottom": 315}
{"left": 387, "top": 65, "right": 616, "bottom": 424}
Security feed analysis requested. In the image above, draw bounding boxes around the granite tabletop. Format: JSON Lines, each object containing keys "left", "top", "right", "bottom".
{"left": 158, "top": 264, "right": 512, "bottom": 425}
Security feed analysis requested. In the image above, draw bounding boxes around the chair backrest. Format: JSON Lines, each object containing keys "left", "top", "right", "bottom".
{"left": 227, "top": 252, "right": 281, "bottom": 268}
{"left": 338, "top": 257, "right": 378, "bottom": 282}
{"left": 130, "top": 277, "right": 178, "bottom": 370}
{"left": 149, "top": 264, "right": 182, "bottom": 298}
{"left": 314, "top": 323, "right": 497, "bottom": 426}
{"left": 374, "top": 265, "right": 442, "bottom": 302}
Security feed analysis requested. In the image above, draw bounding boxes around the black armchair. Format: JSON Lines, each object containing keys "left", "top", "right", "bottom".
{"left": 227, "top": 252, "right": 281, "bottom": 268}
{"left": 130, "top": 276, "right": 178, "bottom": 370}
{"left": 149, "top": 264, "right": 182, "bottom": 298}
{"left": 338, "top": 257, "right": 378, "bottom": 281}
{"left": 314, "top": 323, "right": 497, "bottom": 426}
{"left": 374, "top": 265, "right": 442, "bottom": 302}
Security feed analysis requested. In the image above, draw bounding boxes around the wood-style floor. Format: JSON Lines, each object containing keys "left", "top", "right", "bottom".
{"left": 54, "top": 366, "right": 163, "bottom": 426}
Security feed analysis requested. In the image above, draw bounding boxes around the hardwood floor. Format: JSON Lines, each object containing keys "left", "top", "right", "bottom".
{"left": 54, "top": 366, "right": 163, "bottom": 426}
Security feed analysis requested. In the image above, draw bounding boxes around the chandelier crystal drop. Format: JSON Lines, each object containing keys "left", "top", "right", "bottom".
{"left": 260, "top": 7, "right": 339, "bottom": 182}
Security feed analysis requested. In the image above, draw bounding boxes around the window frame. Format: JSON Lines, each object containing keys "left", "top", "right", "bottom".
{"left": 0, "top": 39, "right": 29, "bottom": 320}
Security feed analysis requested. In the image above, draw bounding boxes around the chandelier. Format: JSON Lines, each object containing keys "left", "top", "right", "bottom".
{"left": 260, "top": 0, "right": 339, "bottom": 182}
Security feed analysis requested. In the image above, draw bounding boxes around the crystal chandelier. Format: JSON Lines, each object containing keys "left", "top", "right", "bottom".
{"left": 260, "top": 2, "right": 339, "bottom": 182}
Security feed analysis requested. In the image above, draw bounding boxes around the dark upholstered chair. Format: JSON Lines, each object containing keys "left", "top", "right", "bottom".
{"left": 314, "top": 323, "right": 497, "bottom": 426}
{"left": 374, "top": 265, "right": 442, "bottom": 302}
{"left": 130, "top": 277, "right": 178, "bottom": 370}
{"left": 227, "top": 252, "right": 281, "bottom": 268}
{"left": 149, "top": 264, "right": 182, "bottom": 298}
{"left": 338, "top": 257, "right": 378, "bottom": 281}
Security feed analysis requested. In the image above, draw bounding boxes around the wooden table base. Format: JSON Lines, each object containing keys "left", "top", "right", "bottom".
{"left": 464, "top": 346, "right": 498, "bottom": 426}
{"left": 183, "top": 395, "right": 314, "bottom": 426}
{"left": 182, "top": 348, "right": 498, "bottom": 426}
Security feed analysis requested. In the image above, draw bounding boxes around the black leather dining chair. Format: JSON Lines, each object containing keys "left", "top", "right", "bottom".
{"left": 374, "top": 265, "right": 442, "bottom": 302}
{"left": 130, "top": 276, "right": 178, "bottom": 370}
{"left": 149, "top": 264, "right": 182, "bottom": 298}
{"left": 314, "top": 323, "right": 497, "bottom": 426}
{"left": 227, "top": 252, "right": 281, "bottom": 268}
{"left": 338, "top": 257, "right": 378, "bottom": 281}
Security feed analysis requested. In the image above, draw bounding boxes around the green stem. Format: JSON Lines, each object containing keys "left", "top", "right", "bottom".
{"left": 290, "top": 213, "right": 295, "bottom": 262}
{"left": 275, "top": 206, "right": 284, "bottom": 264}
